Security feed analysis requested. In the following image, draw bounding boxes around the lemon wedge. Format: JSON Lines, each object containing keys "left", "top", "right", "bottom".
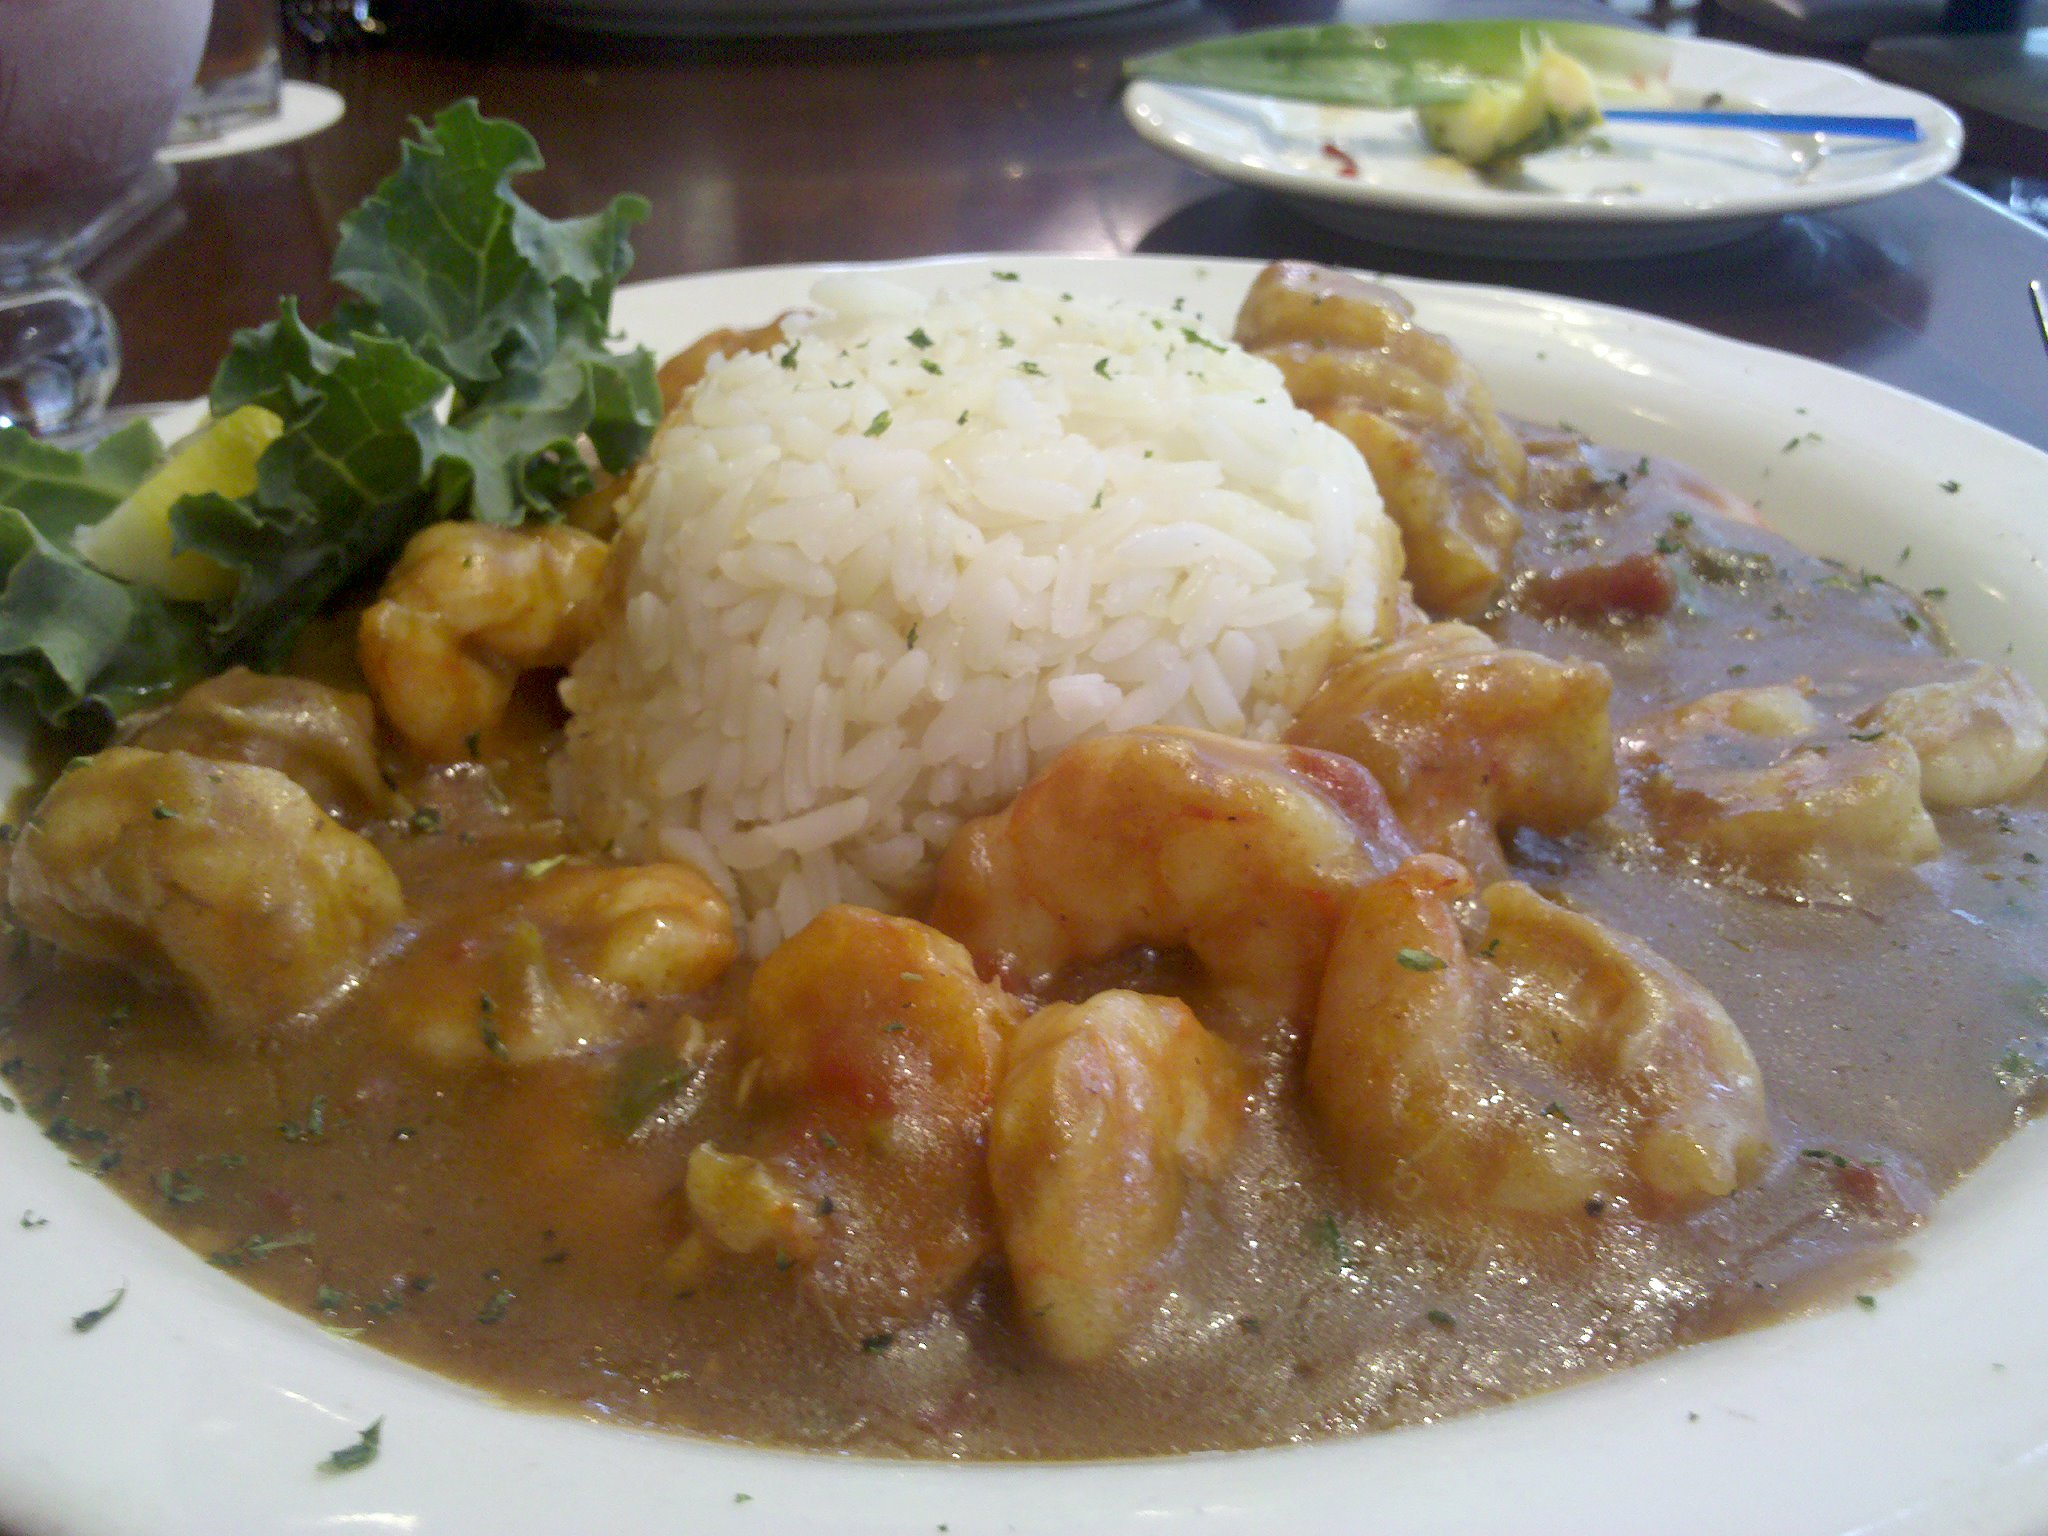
{"left": 73, "top": 405, "right": 283, "bottom": 602}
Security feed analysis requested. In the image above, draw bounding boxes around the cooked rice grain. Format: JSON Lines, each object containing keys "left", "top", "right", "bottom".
{"left": 556, "top": 275, "right": 1402, "bottom": 952}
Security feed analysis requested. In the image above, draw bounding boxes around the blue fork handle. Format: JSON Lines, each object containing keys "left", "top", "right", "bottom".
{"left": 1604, "top": 109, "right": 1923, "bottom": 141}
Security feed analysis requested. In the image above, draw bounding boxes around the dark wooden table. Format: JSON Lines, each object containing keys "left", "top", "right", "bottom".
{"left": 96, "top": 0, "right": 2048, "bottom": 456}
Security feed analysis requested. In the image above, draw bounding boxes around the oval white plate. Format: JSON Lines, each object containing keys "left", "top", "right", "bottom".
{"left": 1123, "top": 36, "right": 1963, "bottom": 257}
{"left": 3, "top": 254, "right": 2046, "bottom": 1536}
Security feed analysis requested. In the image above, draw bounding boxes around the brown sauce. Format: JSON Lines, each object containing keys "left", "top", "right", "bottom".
{"left": 3, "top": 433, "right": 2044, "bottom": 1462}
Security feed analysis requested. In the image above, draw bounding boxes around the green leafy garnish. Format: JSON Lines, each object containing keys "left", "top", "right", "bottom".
{"left": 0, "top": 101, "right": 659, "bottom": 734}
{"left": 320, "top": 1417, "right": 383, "bottom": 1474}
{"left": 1396, "top": 947, "right": 1447, "bottom": 972}
{"left": 0, "top": 423, "right": 213, "bottom": 731}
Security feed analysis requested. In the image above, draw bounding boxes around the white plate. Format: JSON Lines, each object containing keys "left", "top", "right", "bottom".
{"left": 4, "top": 254, "right": 2047, "bottom": 1536}
{"left": 1123, "top": 36, "right": 1963, "bottom": 257}
{"left": 525, "top": 0, "right": 1162, "bottom": 36}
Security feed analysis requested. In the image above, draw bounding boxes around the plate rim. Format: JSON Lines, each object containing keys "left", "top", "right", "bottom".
{"left": 4, "top": 251, "right": 2047, "bottom": 1536}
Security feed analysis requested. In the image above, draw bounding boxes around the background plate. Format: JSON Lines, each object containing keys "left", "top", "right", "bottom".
{"left": 524, "top": 0, "right": 1165, "bottom": 37}
{"left": 1, "top": 254, "right": 2044, "bottom": 1536}
{"left": 1123, "top": 37, "right": 1963, "bottom": 257}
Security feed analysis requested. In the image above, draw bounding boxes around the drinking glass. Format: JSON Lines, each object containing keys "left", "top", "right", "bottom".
{"left": 172, "top": 0, "right": 284, "bottom": 145}
{"left": 0, "top": 0, "right": 212, "bottom": 436}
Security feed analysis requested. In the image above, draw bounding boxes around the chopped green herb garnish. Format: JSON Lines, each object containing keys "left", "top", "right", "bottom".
{"left": 154, "top": 1168, "right": 207, "bottom": 1205}
{"left": 1180, "top": 326, "right": 1226, "bottom": 354}
{"left": 864, "top": 410, "right": 892, "bottom": 437}
{"left": 320, "top": 1418, "right": 382, "bottom": 1474}
{"left": 906, "top": 328, "right": 933, "bottom": 349}
{"left": 20, "top": 1211, "right": 47, "bottom": 1229}
{"left": 149, "top": 803, "right": 178, "bottom": 821}
{"left": 1847, "top": 729, "right": 1886, "bottom": 743}
{"left": 920, "top": 359, "right": 942, "bottom": 376}
{"left": 779, "top": 341, "right": 801, "bottom": 369}
{"left": 1396, "top": 948, "right": 1447, "bottom": 972}
{"left": 1542, "top": 1102, "right": 1572, "bottom": 1123}
{"left": 280, "top": 1094, "right": 328, "bottom": 1143}
{"left": 996, "top": 331, "right": 1014, "bottom": 349}
{"left": 1017, "top": 361, "right": 1044, "bottom": 376}
{"left": 861, "top": 1331, "right": 896, "bottom": 1352}
{"left": 209, "top": 1231, "right": 316, "bottom": 1268}
{"left": 522, "top": 854, "right": 570, "bottom": 879}
{"left": 1315, "top": 1212, "right": 1352, "bottom": 1270}
{"left": 1855, "top": 1294, "right": 1877, "bottom": 1311}
{"left": 316, "top": 1284, "right": 349, "bottom": 1313}
{"left": 1939, "top": 479, "right": 1960, "bottom": 494}
{"left": 1425, "top": 1308, "right": 1455, "bottom": 1330}
{"left": 407, "top": 806, "right": 443, "bottom": 834}
{"left": 71, "top": 1284, "right": 125, "bottom": 1332}
{"left": 476, "top": 1288, "right": 515, "bottom": 1324}
{"left": 1094, "top": 357, "right": 1112, "bottom": 377}
{"left": 904, "top": 623, "right": 919, "bottom": 649}
{"left": 992, "top": 270, "right": 1019, "bottom": 282}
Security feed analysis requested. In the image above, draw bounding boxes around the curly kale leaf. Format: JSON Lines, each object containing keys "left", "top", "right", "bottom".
{"left": 0, "top": 425, "right": 212, "bottom": 733}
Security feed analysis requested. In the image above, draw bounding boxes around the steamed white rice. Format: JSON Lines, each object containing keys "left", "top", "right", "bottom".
{"left": 556, "top": 274, "right": 1403, "bottom": 953}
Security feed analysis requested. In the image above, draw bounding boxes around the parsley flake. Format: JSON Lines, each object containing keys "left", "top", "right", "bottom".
{"left": 320, "top": 1418, "right": 383, "bottom": 1475}
{"left": 907, "top": 328, "right": 933, "bottom": 349}
{"left": 779, "top": 341, "right": 801, "bottom": 370}
{"left": 864, "top": 410, "right": 892, "bottom": 437}
{"left": 476, "top": 1288, "right": 515, "bottom": 1324}
{"left": 1396, "top": 948, "right": 1447, "bottom": 972}
{"left": 72, "top": 1284, "right": 125, "bottom": 1332}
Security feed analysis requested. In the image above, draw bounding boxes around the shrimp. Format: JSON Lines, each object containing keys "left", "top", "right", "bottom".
{"left": 990, "top": 990, "right": 1247, "bottom": 1364}
{"left": 1624, "top": 684, "right": 1939, "bottom": 899}
{"left": 358, "top": 521, "right": 608, "bottom": 761}
{"left": 1853, "top": 662, "right": 2048, "bottom": 808}
{"left": 6, "top": 748, "right": 402, "bottom": 1039}
{"left": 1287, "top": 621, "right": 1616, "bottom": 874}
{"left": 680, "top": 905, "right": 1021, "bottom": 1332}
{"left": 1307, "top": 856, "right": 1770, "bottom": 1219}
{"left": 375, "top": 860, "right": 736, "bottom": 1068}
{"left": 1235, "top": 261, "right": 1526, "bottom": 617}
{"left": 928, "top": 727, "right": 1412, "bottom": 1044}
{"left": 127, "top": 667, "right": 395, "bottom": 824}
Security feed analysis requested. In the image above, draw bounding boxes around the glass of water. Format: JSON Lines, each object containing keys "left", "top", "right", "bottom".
{"left": 0, "top": 0, "right": 211, "bottom": 436}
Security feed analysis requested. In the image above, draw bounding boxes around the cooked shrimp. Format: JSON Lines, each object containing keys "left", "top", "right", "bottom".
{"left": 990, "top": 990, "right": 1247, "bottom": 1365}
{"left": 359, "top": 522, "right": 609, "bottom": 761}
{"left": 1308, "top": 856, "right": 1769, "bottom": 1219}
{"left": 1287, "top": 621, "right": 1616, "bottom": 873}
{"left": 6, "top": 748, "right": 402, "bottom": 1039}
{"left": 1235, "top": 261, "right": 1525, "bottom": 617}
{"left": 377, "top": 860, "right": 736, "bottom": 1067}
{"left": 681, "top": 905, "right": 1021, "bottom": 1331}
{"left": 928, "top": 727, "right": 1412, "bottom": 1043}
{"left": 1625, "top": 684, "right": 1939, "bottom": 898}
{"left": 128, "top": 666, "right": 394, "bottom": 823}
{"left": 1854, "top": 662, "right": 2048, "bottom": 808}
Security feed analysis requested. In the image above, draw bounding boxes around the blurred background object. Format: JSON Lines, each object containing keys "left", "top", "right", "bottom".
{"left": 172, "top": 0, "right": 285, "bottom": 144}
{"left": 0, "top": 0, "right": 210, "bottom": 436}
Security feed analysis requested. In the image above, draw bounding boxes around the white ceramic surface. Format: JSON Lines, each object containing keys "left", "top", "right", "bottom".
{"left": 525, "top": 0, "right": 1162, "bottom": 36}
{"left": 158, "top": 83, "right": 346, "bottom": 166}
{"left": 1123, "top": 37, "right": 1963, "bottom": 257}
{"left": 4, "top": 254, "right": 2047, "bottom": 1536}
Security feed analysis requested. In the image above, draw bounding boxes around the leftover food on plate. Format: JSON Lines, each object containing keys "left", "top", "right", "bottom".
{"left": 2, "top": 113, "right": 2044, "bottom": 1461}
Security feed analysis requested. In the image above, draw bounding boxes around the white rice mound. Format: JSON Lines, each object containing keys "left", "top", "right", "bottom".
{"left": 556, "top": 274, "right": 1403, "bottom": 954}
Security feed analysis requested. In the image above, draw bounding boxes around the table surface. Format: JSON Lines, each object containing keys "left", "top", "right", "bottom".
{"left": 98, "top": 0, "right": 2048, "bottom": 457}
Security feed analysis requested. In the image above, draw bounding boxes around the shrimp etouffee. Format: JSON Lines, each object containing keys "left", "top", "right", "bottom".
{"left": 6, "top": 263, "right": 2046, "bottom": 1459}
